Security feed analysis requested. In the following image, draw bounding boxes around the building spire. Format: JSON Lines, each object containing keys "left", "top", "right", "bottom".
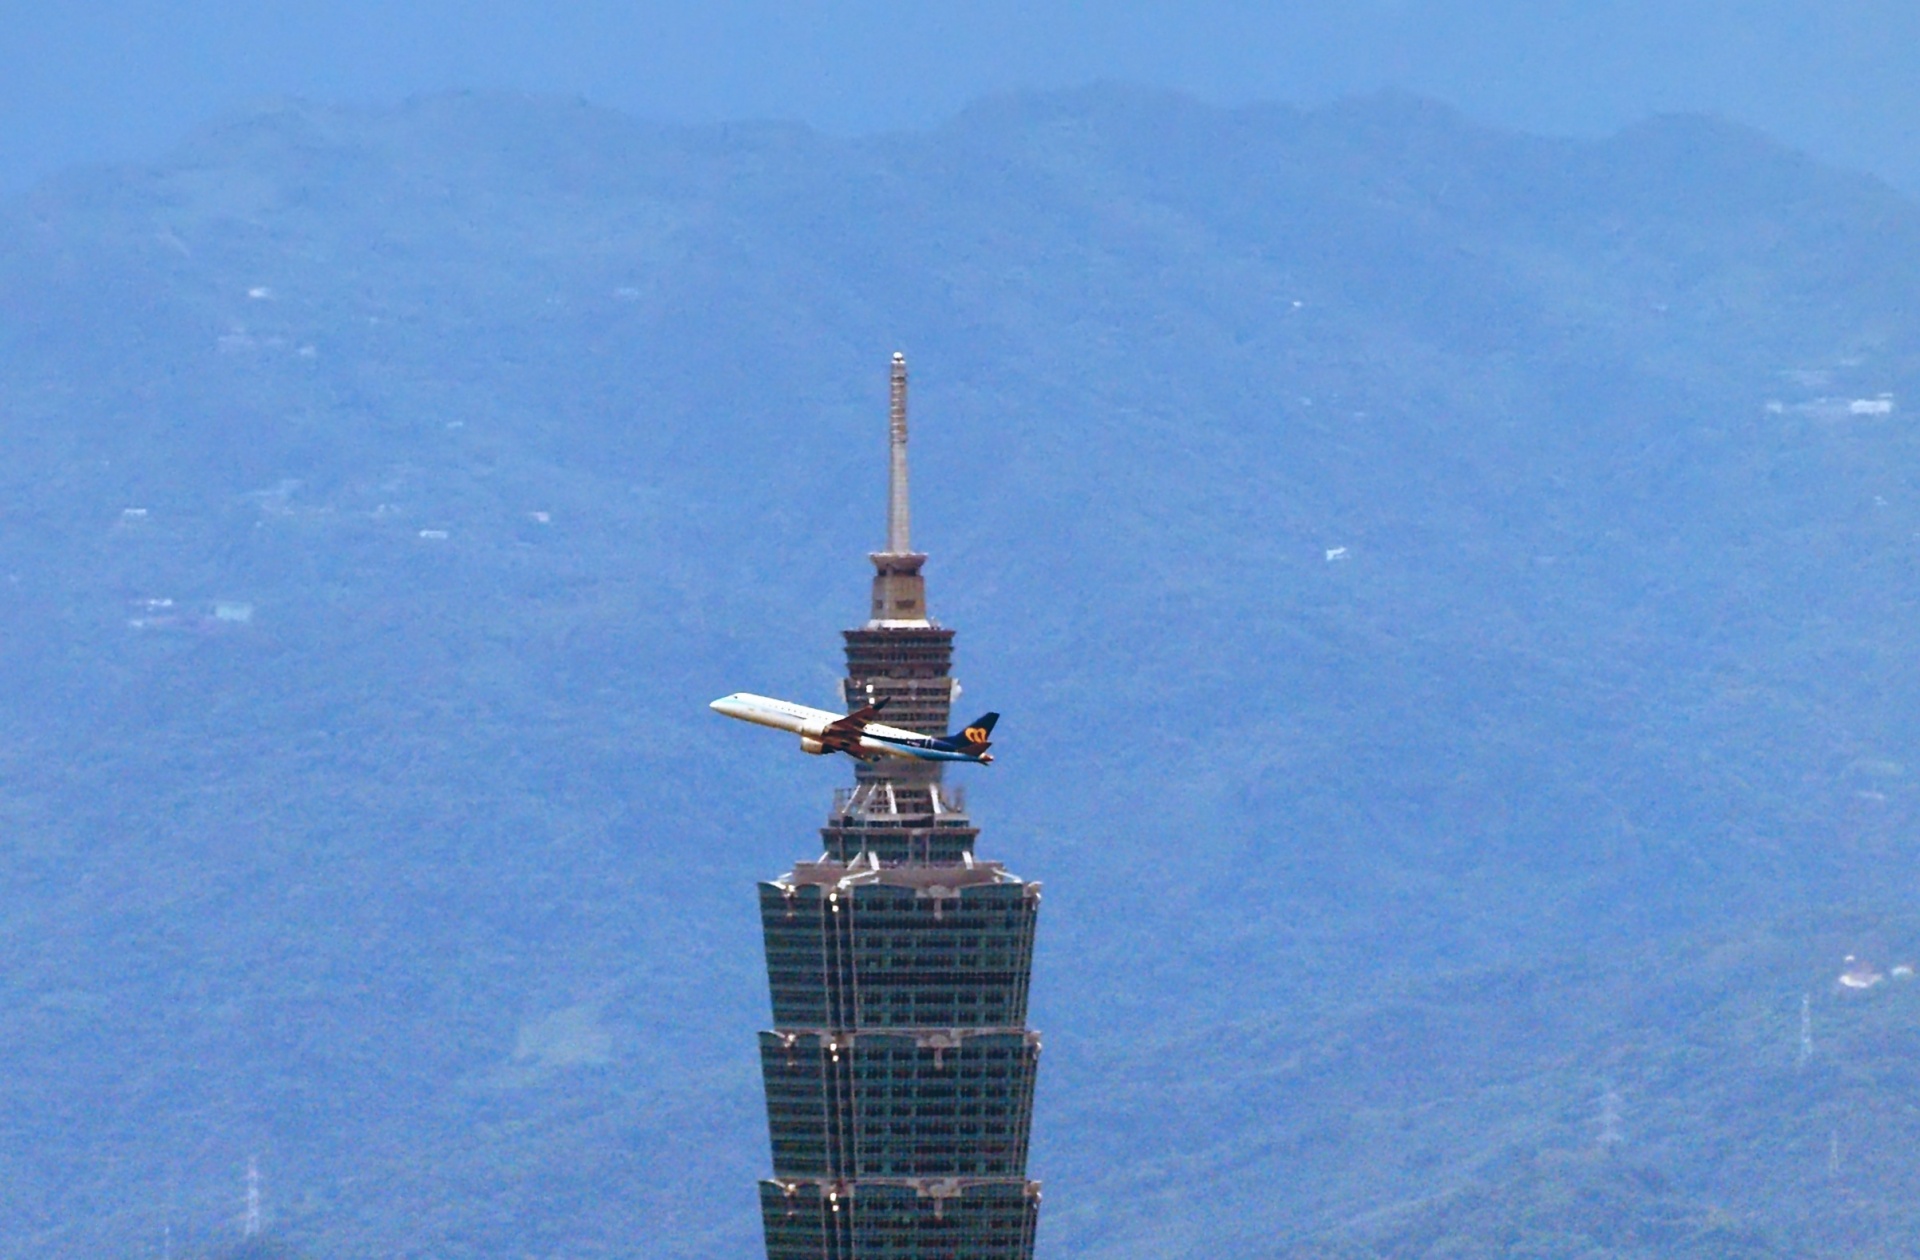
{"left": 887, "top": 351, "right": 911, "bottom": 554}
{"left": 868, "top": 351, "right": 930, "bottom": 627}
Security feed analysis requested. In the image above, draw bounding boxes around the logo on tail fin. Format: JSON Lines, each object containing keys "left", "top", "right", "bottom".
{"left": 949, "top": 712, "right": 999, "bottom": 758}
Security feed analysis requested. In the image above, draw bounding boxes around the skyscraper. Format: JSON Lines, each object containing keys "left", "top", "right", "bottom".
{"left": 756, "top": 354, "right": 1043, "bottom": 1259}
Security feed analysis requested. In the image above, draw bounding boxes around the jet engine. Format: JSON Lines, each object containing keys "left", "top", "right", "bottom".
{"left": 799, "top": 736, "right": 827, "bottom": 755}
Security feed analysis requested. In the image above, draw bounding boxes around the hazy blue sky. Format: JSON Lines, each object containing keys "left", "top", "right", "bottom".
{"left": 5, "top": 1, "right": 1919, "bottom": 194}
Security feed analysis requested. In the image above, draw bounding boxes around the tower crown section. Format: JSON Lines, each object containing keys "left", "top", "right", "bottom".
{"left": 755, "top": 354, "right": 1041, "bottom": 1258}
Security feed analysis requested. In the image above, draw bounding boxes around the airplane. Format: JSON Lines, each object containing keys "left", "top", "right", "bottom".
{"left": 709, "top": 692, "right": 998, "bottom": 764}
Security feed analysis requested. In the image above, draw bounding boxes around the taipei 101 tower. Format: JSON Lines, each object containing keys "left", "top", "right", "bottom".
{"left": 755, "top": 354, "right": 1043, "bottom": 1258}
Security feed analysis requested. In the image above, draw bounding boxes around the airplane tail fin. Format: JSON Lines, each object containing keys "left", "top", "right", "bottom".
{"left": 944, "top": 712, "right": 999, "bottom": 757}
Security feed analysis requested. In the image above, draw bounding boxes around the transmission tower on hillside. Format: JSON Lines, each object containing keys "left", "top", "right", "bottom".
{"left": 243, "top": 1158, "right": 262, "bottom": 1239}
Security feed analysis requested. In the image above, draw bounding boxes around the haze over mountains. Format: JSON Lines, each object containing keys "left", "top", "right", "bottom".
{"left": 2, "top": 86, "right": 1919, "bottom": 1258}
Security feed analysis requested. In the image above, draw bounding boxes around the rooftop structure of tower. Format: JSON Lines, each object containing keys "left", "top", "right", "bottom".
{"left": 755, "top": 354, "right": 1042, "bottom": 1259}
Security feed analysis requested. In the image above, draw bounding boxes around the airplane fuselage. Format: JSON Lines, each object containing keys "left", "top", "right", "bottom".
{"left": 709, "top": 693, "right": 993, "bottom": 763}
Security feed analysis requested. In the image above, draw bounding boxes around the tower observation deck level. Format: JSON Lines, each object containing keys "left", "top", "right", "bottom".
{"left": 756, "top": 355, "right": 1042, "bottom": 1258}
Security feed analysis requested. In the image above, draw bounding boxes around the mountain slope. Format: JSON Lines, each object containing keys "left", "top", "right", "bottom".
{"left": 2, "top": 86, "right": 1918, "bottom": 1257}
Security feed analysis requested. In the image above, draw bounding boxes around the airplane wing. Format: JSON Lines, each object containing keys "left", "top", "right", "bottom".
{"left": 826, "top": 698, "right": 888, "bottom": 734}
{"left": 821, "top": 699, "right": 888, "bottom": 759}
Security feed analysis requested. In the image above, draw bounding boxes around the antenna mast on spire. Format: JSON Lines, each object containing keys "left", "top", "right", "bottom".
{"left": 887, "top": 351, "right": 911, "bottom": 555}
{"left": 868, "top": 352, "right": 930, "bottom": 627}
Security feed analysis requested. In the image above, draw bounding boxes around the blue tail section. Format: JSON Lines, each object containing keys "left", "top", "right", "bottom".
{"left": 941, "top": 712, "right": 999, "bottom": 756}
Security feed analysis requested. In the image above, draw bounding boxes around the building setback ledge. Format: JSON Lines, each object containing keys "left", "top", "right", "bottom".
{"left": 775, "top": 851, "right": 1035, "bottom": 896}
{"left": 761, "top": 1177, "right": 1043, "bottom": 1227}
{"left": 763, "top": 1026, "right": 1042, "bottom": 1052}
{"left": 760, "top": 1175, "right": 1044, "bottom": 1213}
{"left": 764, "top": 1177, "right": 1043, "bottom": 1202}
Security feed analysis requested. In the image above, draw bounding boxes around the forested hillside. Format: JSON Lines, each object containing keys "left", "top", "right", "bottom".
{"left": 2, "top": 87, "right": 1918, "bottom": 1257}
